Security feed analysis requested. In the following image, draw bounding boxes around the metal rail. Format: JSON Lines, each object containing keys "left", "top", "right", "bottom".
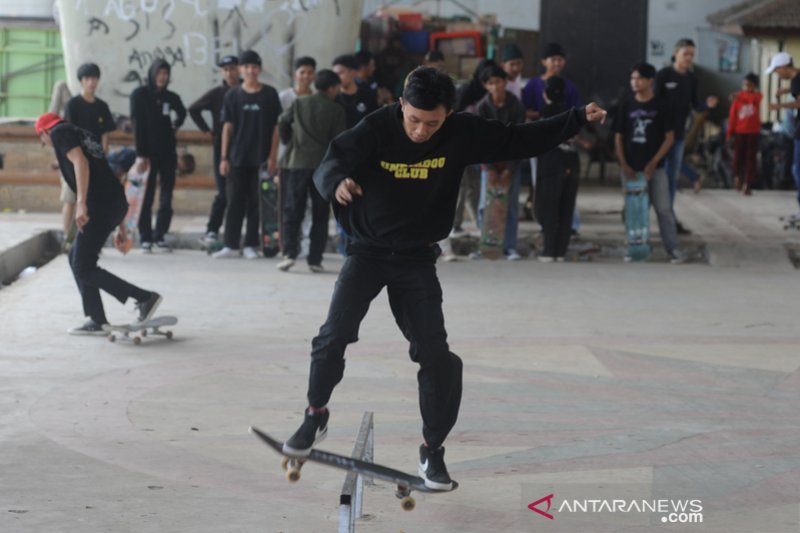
{"left": 338, "top": 411, "right": 374, "bottom": 533}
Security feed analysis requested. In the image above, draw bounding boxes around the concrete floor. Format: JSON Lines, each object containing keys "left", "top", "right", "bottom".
{"left": 1, "top": 187, "right": 799, "bottom": 532}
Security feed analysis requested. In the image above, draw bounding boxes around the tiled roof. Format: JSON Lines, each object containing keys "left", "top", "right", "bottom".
{"left": 707, "top": 0, "right": 800, "bottom": 33}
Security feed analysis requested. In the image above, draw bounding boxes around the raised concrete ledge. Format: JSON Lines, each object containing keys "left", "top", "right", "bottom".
{"left": 0, "top": 230, "right": 60, "bottom": 285}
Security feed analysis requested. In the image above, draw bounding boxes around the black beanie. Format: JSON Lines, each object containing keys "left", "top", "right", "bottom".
{"left": 541, "top": 42, "right": 566, "bottom": 59}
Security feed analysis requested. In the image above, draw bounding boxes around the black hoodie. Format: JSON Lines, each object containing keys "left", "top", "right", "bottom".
{"left": 313, "top": 102, "right": 587, "bottom": 251}
{"left": 129, "top": 59, "right": 186, "bottom": 158}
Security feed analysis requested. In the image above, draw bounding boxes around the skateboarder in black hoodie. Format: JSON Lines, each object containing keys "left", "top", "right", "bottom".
{"left": 129, "top": 59, "right": 186, "bottom": 252}
{"left": 282, "top": 67, "right": 607, "bottom": 490}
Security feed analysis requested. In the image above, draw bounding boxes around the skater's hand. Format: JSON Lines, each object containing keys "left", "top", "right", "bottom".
{"left": 219, "top": 159, "right": 230, "bottom": 177}
{"left": 584, "top": 102, "right": 608, "bottom": 124}
{"left": 706, "top": 95, "right": 719, "bottom": 109}
{"left": 135, "top": 157, "right": 149, "bottom": 174}
{"left": 114, "top": 226, "right": 132, "bottom": 254}
{"left": 75, "top": 201, "right": 89, "bottom": 232}
{"left": 622, "top": 163, "right": 636, "bottom": 181}
{"left": 768, "top": 103, "right": 781, "bottom": 112}
{"left": 335, "top": 178, "right": 363, "bottom": 205}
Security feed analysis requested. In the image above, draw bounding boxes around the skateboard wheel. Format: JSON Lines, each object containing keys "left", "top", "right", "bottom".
{"left": 166, "top": 330, "right": 173, "bottom": 340}
{"left": 133, "top": 336, "right": 142, "bottom": 345}
{"left": 400, "top": 496, "right": 415, "bottom": 511}
{"left": 141, "top": 329, "right": 148, "bottom": 338}
{"left": 287, "top": 467, "right": 301, "bottom": 482}
{"left": 108, "top": 335, "right": 116, "bottom": 343}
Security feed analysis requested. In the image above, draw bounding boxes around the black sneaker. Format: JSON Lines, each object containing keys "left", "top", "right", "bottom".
{"left": 135, "top": 292, "right": 162, "bottom": 323}
{"left": 68, "top": 319, "right": 107, "bottom": 336}
{"left": 676, "top": 221, "right": 692, "bottom": 235}
{"left": 282, "top": 407, "right": 329, "bottom": 457}
{"left": 418, "top": 444, "right": 455, "bottom": 491}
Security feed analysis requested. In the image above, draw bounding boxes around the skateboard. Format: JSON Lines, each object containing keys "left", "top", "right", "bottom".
{"left": 249, "top": 426, "right": 458, "bottom": 511}
{"left": 479, "top": 168, "right": 510, "bottom": 260}
{"left": 123, "top": 166, "right": 149, "bottom": 246}
{"left": 623, "top": 172, "right": 651, "bottom": 261}
{"left": 258, "top": 164, "right": 281, "bottom": 258}
{"left": 198, "top": 237, "right": 224, "bottom": 255}
{"left": 103, "top": 316, "right": 177, "bottom": 345}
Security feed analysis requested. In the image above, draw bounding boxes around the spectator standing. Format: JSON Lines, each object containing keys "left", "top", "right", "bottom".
{"left": 188, "top": 55, "right": 241, "bottom": 243}
{"left": 766, "top": 52, "right": 800, "bottom": 214}
{"left": 727, "top": 73, "right": 762, "bottom": 195}
{"left": 214, "top": 50, "right": 282, "bottom": 259}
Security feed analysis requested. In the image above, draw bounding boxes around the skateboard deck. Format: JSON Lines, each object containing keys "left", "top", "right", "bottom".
{"left": 258, "top": 165, "right": 281, "bottom": 258}
{"left": 103, "top": 315, "right": 177, "bottom": 345}
{"left": 624, "top": 173, "right": 651, "bottom": 261}
{"left": 249, "top": 426, "right": 457, "bottom": 511}
{"left": 479, "top": 169, "right": 510, "bottom": 260}
{"left": 123, "top": 166, "right": 149, "bottom": 245}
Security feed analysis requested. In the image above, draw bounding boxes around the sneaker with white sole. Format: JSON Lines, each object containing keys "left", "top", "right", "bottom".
{"left": 308, "top": 264, "right": 324, "bottom": 273}
{"left": 135, "top": 292, "right": 162, "bottom": 323}
{"left": 418, "top": 444, "right": 455, "bottom": 491}
{"left": 669, "top": 250, "right": 687, "bottom": 265}
{"left": 203, "top": 232, "right": 218, "bottom": 244}
{"left": 243, "top": 246, "right": 259, "bottom": 259}
{"left": 282, "top": 407, "right": 329, "bottom": 457}
{"left": 538, "top": 255, "right": 554, "bottom": 263}
{"left": 212, "top": 247, "right": 240, "bottom": 258}
{"left": 141, "top": 242, "right": 152, "bottom": 253}
{"left": 506, "top": 249, "right": 521, "bottom": 261}
{"left": 277, "top": 256, "right": 295, "bottom": 271}
{"left": 68, "top": 319, "right": 108, "bottom": 336}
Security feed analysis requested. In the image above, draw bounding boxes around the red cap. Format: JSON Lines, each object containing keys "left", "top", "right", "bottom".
{"left": 35, "top": 112, "right": 63, "bottom": 135}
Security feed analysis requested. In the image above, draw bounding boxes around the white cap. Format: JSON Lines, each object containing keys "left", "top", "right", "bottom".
{"left": 765, "top": 52, "right": 792, "bottom": 74}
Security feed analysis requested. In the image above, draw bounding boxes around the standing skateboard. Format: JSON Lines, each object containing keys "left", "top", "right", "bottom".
{"left": 624, "top": 173, "right": 651, "bottom": 261}
{"left": 123, "top": 166, "right": 149, "bottom": 248}
{"left": 249, "top": 426, "right": 457, "bottom": 511}
{"left": 258, "top": 164, "right": 281, "bottom": 258}
{"left": 103, "top": 316, "right": 177, "bottom": 345}
{"left": 479, "top": 168, "right": 510, "bottom": 260}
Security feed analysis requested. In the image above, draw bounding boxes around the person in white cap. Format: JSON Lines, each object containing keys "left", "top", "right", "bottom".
{"left": 766, "top": 51, "right": 800, "bottom": 212}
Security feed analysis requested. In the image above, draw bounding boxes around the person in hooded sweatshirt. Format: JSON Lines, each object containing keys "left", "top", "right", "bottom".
{"left": 129, "top": 59, "right": 187, "bottom": 252}
{"left": 727, "top": 73, "right": 762, "bottom": 195}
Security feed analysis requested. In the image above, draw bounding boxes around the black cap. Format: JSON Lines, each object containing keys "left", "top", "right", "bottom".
{"left": 239, "top": 50, "right": 262, "bottom": 66}
{"left": 501, "top": 43, "right": 523, "bottom": 62}
{"left": 219, "top": 55, "right": 238, "bottom": 67}
{"left": 77, "top": 62, "right": 101, "bottom": 80}
{"left": 541, "top": 42, "right": 566, "bottom": 59}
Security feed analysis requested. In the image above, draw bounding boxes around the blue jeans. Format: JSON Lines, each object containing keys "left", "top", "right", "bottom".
{"left": 663, "top": 138, "right": 686, "bottom": 206}
{"left": 794, "top": 139, "right": 800, "bottom": 207}
{"left": 478, "top": 167, "right": 521, "bottom": 254}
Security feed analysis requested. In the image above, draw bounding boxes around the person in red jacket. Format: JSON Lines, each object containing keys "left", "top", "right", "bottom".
{"left": 727, "top": 73, "right": 762, "bottom": 195}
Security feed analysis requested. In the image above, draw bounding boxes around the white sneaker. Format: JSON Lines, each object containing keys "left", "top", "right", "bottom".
{"left": 538, "top": 256, "right": 554, "bottom": 263}
{"left": 308, "top": 264, "right": 324, "bottom": 273}
{"left": 203, "top": 232, "right": 218, "bottom": 244}
{"left": 506, "top": 250, "right": 521, "bottom": 261}
{"left": 212, "top": 247, "right": 240, "bottom": 258}
{"left": 669, "top": 250, "right": 687, "bottom": 265}
{"left": 276, "top": 256, "right": 295, "bottom": 271}
{"left": 243, "top": 246, "right": 259, "bottom": 259}
{"left": 468, "top": 251, "right": 481, "bottom": 260}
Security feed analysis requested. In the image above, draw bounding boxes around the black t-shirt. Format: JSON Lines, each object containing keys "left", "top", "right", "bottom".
{"left": 336, "top": 85, "right": 379, "bottom": 129}
{"left": 614, "top": 95, "right": 673, "bottom": 171}
{"left": 64, "top": 95, "right": 115, "bottom": 139}
{"left": 654, "top": 67, "right": 700, "bottom": 140}
{"left": 49, "top": 122, "right": 125, "bottom": 213}
{"left": 791, "top": 74, "right": 800, "bottom": 139}
{"left": 221, "top": 84, "right": 281, "bottom": 167}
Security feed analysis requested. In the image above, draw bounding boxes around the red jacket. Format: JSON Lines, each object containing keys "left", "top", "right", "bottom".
{"left": 727, "top": 91, "right": 762, "bottom": 136}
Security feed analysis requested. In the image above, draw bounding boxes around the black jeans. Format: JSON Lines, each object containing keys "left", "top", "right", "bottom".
{"left": 70, "top": 202, "right": 151, "bottom": 324}
{"left": 280, "top": 168, "right": 329, "bottom": 265}
{"left": 536, "top": 151, "right": 580, "bottom": 258}
{"left": 224, "top": 165, "right": 260, "bottom": 249}
{"left": 205, "top": 141, "right": 226, "bottom": 235}
{"left": 307, "top": 249, "right": 463, "bottom": 449}
{"left": 139, "top": 152, "right": 177, "bottom": 243}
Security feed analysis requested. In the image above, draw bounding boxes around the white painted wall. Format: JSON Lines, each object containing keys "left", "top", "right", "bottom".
{"left": 55, "top": 0, "right": 362, "bottom": 118}
{"left": 0, "top": 0, "right": 54, "bottom": 18}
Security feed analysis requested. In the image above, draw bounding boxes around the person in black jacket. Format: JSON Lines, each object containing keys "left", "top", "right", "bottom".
{"left": 281, "top": 67, "right": 607, "bottom": 491}
{"left": 188, "top": 55, "right": 241, "bottom": 243}
{"left": 129, "top": 58, "right": 187, "bottom": 252}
